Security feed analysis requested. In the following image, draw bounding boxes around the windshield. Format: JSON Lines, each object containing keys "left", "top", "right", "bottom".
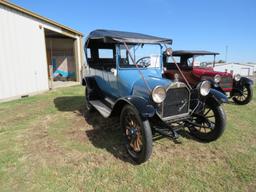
{"left": 191, "top": 55, "right": 216, "bottom": 68}
{"left": 119, "top": 44, "right": 162, "bottom": 68}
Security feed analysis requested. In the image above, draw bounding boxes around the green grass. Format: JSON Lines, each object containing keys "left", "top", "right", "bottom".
{"left": 0, "top": 85, "right": 255, "bottom": 192}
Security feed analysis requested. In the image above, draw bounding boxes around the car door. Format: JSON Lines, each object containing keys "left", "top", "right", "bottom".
{"left": 98, "top": 48, "right": 119, "bottom": 98}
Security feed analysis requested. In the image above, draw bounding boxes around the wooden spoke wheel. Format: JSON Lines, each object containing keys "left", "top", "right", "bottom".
{"left": 120, "top": 105, "right": 152, "bottom": 164}
{"left": 233, "top": 84, "right": 253, "bottom": 105}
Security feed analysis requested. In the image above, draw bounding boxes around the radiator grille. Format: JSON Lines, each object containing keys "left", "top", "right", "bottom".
{"left": 158, "top": 87, "right": 190, "bottom": 118}
{"left": 220, "top": 76, "right": 233, "bottom": 89}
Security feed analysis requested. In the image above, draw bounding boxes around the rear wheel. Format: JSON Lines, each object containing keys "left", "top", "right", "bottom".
{"left": 232, "top": 84, "right": 253, "bottom": 105}
{"left": 120, "top": 105, "right": 152, "bottom": 164}
{"left": 85, "top": 87, "right": 94, "bottom": 112}
{"left": 189, "top": 102, "right": 226, "bottom": 142}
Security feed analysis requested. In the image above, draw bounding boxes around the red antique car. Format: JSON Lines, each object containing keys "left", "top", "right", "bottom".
{"left": 163, "top": 50, "right": 254, "bottom": 105}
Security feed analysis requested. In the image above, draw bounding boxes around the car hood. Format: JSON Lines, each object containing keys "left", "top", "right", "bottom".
{"left": 132, "top": 74, "right": 172, "bottom": 99}
{"left": 145, "top": 75, "right": 171, "bottom": 89}
{"left": 192, "top": 67, "right": 232, "bottom": 77}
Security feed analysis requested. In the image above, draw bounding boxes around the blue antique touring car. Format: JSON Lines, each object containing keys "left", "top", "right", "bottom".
{"left": 83, "top": 30, "right": 227, "bottom": 164}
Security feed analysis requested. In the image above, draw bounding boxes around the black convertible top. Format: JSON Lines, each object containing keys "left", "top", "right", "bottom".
{"left": 173, "top": 50, "right": 219, "bottom": 56}
{"left": 86, "top": 29, "right": 172, "bottom": 44}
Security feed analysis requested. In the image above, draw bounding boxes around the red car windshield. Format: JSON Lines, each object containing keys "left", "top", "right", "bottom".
{"left": 191, "top": 55, "right": 216, "bottom": 68}
{"left": 167, "top": 55, "right": 217, "bottom": 68}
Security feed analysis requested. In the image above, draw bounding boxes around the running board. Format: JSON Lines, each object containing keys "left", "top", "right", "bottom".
{"left": 89, "top": 100, "right": 112, "bottom": 118}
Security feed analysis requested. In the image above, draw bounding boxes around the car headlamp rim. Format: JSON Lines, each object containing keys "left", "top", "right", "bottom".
{"left": 152, "top": 86, "right": 166, "bottom": 104}
{"left": 214, "top": 74, "right": 221, "bottom": 83}
{"left": 199, "top": 80, "right": 211, "bottom": 96}
{"left": 234, "top": 74, "right": 241, "bottom": 81}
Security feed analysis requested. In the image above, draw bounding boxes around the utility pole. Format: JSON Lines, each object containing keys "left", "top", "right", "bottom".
{"left": 225, "top": 45, "right": 228, "bottom": 63}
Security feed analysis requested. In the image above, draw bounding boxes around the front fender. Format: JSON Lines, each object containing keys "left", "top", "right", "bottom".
{"left": 231, "top": 77, "right": 253, "bottom": 96}
{"left": 206, "top": 78, "right": 215, "bottom": 86}
{"left": 113, "top": 96, "right": 156, "bottom": 120}
{"left": 239, "top": 77, "right": 254, "bottom": 86}
{"left": 211, "top": 85, "right": 225, "bottom": 94}
{"left": 207, "top": 89, "right": 228, "bottom": 105}
{"left": 201, "top": 79, "right": 225, "bottom": 94}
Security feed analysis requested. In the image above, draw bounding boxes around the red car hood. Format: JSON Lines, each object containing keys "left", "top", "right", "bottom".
{"left": 192, "top": 67, "right": 232, "bottom": 78}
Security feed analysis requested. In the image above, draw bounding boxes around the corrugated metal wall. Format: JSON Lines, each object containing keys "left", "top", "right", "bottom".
{"left": 214, "top": 64, "right": 254, "bottom": 77}
{"left": 0, "top": 4, "right": 49, "bottom": 100}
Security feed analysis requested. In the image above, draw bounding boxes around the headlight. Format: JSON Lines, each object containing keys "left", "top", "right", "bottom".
{"left": 199, "top": 81, "right": 211, "bottom": 96}
{"left": 234, "top": 74, "right": 241, "bottom": 81}
{"left": 214, "top": 74, "right": 221, "bottom": 83}
{"left": 165, "top": 48, "right": 173, "bottom": 56}
{"left": 174, "top": 73, "right": 179, "bottom": 82}
{"left": 152, "top": 86, "right": 166, "bottom": 103}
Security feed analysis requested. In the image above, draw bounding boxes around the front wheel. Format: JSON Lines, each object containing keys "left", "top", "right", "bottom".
{"left": 189, "top": 102, "right": 226, "bottom": 142}
{"left": 120, "top": 105, "right": 152, "bottom": 164}
{"left": 232, "top": 84, "right": 253, "bottom": 105}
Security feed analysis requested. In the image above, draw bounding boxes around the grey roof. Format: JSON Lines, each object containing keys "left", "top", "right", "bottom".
{"left": 86, "top": 29, "right": 172, "bottom": 44}
{"left": 215, "top": 63, "right": 256, "bottom": 67}
{"left": 172, "top": 50, "right": 219, "bottom": 56}
{"left": 0, "top": 1, "right": 83, "bottom": 36}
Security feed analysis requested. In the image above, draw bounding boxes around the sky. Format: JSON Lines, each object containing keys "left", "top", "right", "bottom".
{"left": 11, "top": 0, "right": 256, "bottom": 63}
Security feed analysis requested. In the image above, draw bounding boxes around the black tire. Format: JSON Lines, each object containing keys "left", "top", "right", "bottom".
{"left": 120, "top": 105, "right": 152, "bottom": 164}
{"left": 85, "top": 87, "right": 94, "bottom": 112}
{"left": 232, "top": 84, "right": 253, "bottom": 105}
{"left": 189, "top": 102, "right": 226, "bottom": 142}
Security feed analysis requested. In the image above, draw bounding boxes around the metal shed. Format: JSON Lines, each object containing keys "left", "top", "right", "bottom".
{"left": 0, "top": 1, "right": 84, "bottom": 101}
{"left": 214, "top": 63, "right": 255, "bottom": 77}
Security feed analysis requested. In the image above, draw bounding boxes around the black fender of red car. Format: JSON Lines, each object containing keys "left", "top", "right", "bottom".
{"left": 231, "top": 77, "right": 254, "bottom": 96}
{"left": 239, "top": 77, "right": 254, "bottom": 86}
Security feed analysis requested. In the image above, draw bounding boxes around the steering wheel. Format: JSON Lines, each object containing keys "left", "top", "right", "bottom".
{"left": 136, "top": 56, "right": 151, "bottom": 67}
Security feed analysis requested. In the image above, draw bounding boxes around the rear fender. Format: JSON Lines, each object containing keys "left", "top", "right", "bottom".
{"left": 84, "top": 76, "right": 103, "bottom": 100}
{"left": 112, "top": 97, "right": 156, "bottom": 120}
{"left": 84, "top": 76, "right": 97, "bottom": 89}
{"left": 82, "top": 78, "right": 86, "bottom": 86}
